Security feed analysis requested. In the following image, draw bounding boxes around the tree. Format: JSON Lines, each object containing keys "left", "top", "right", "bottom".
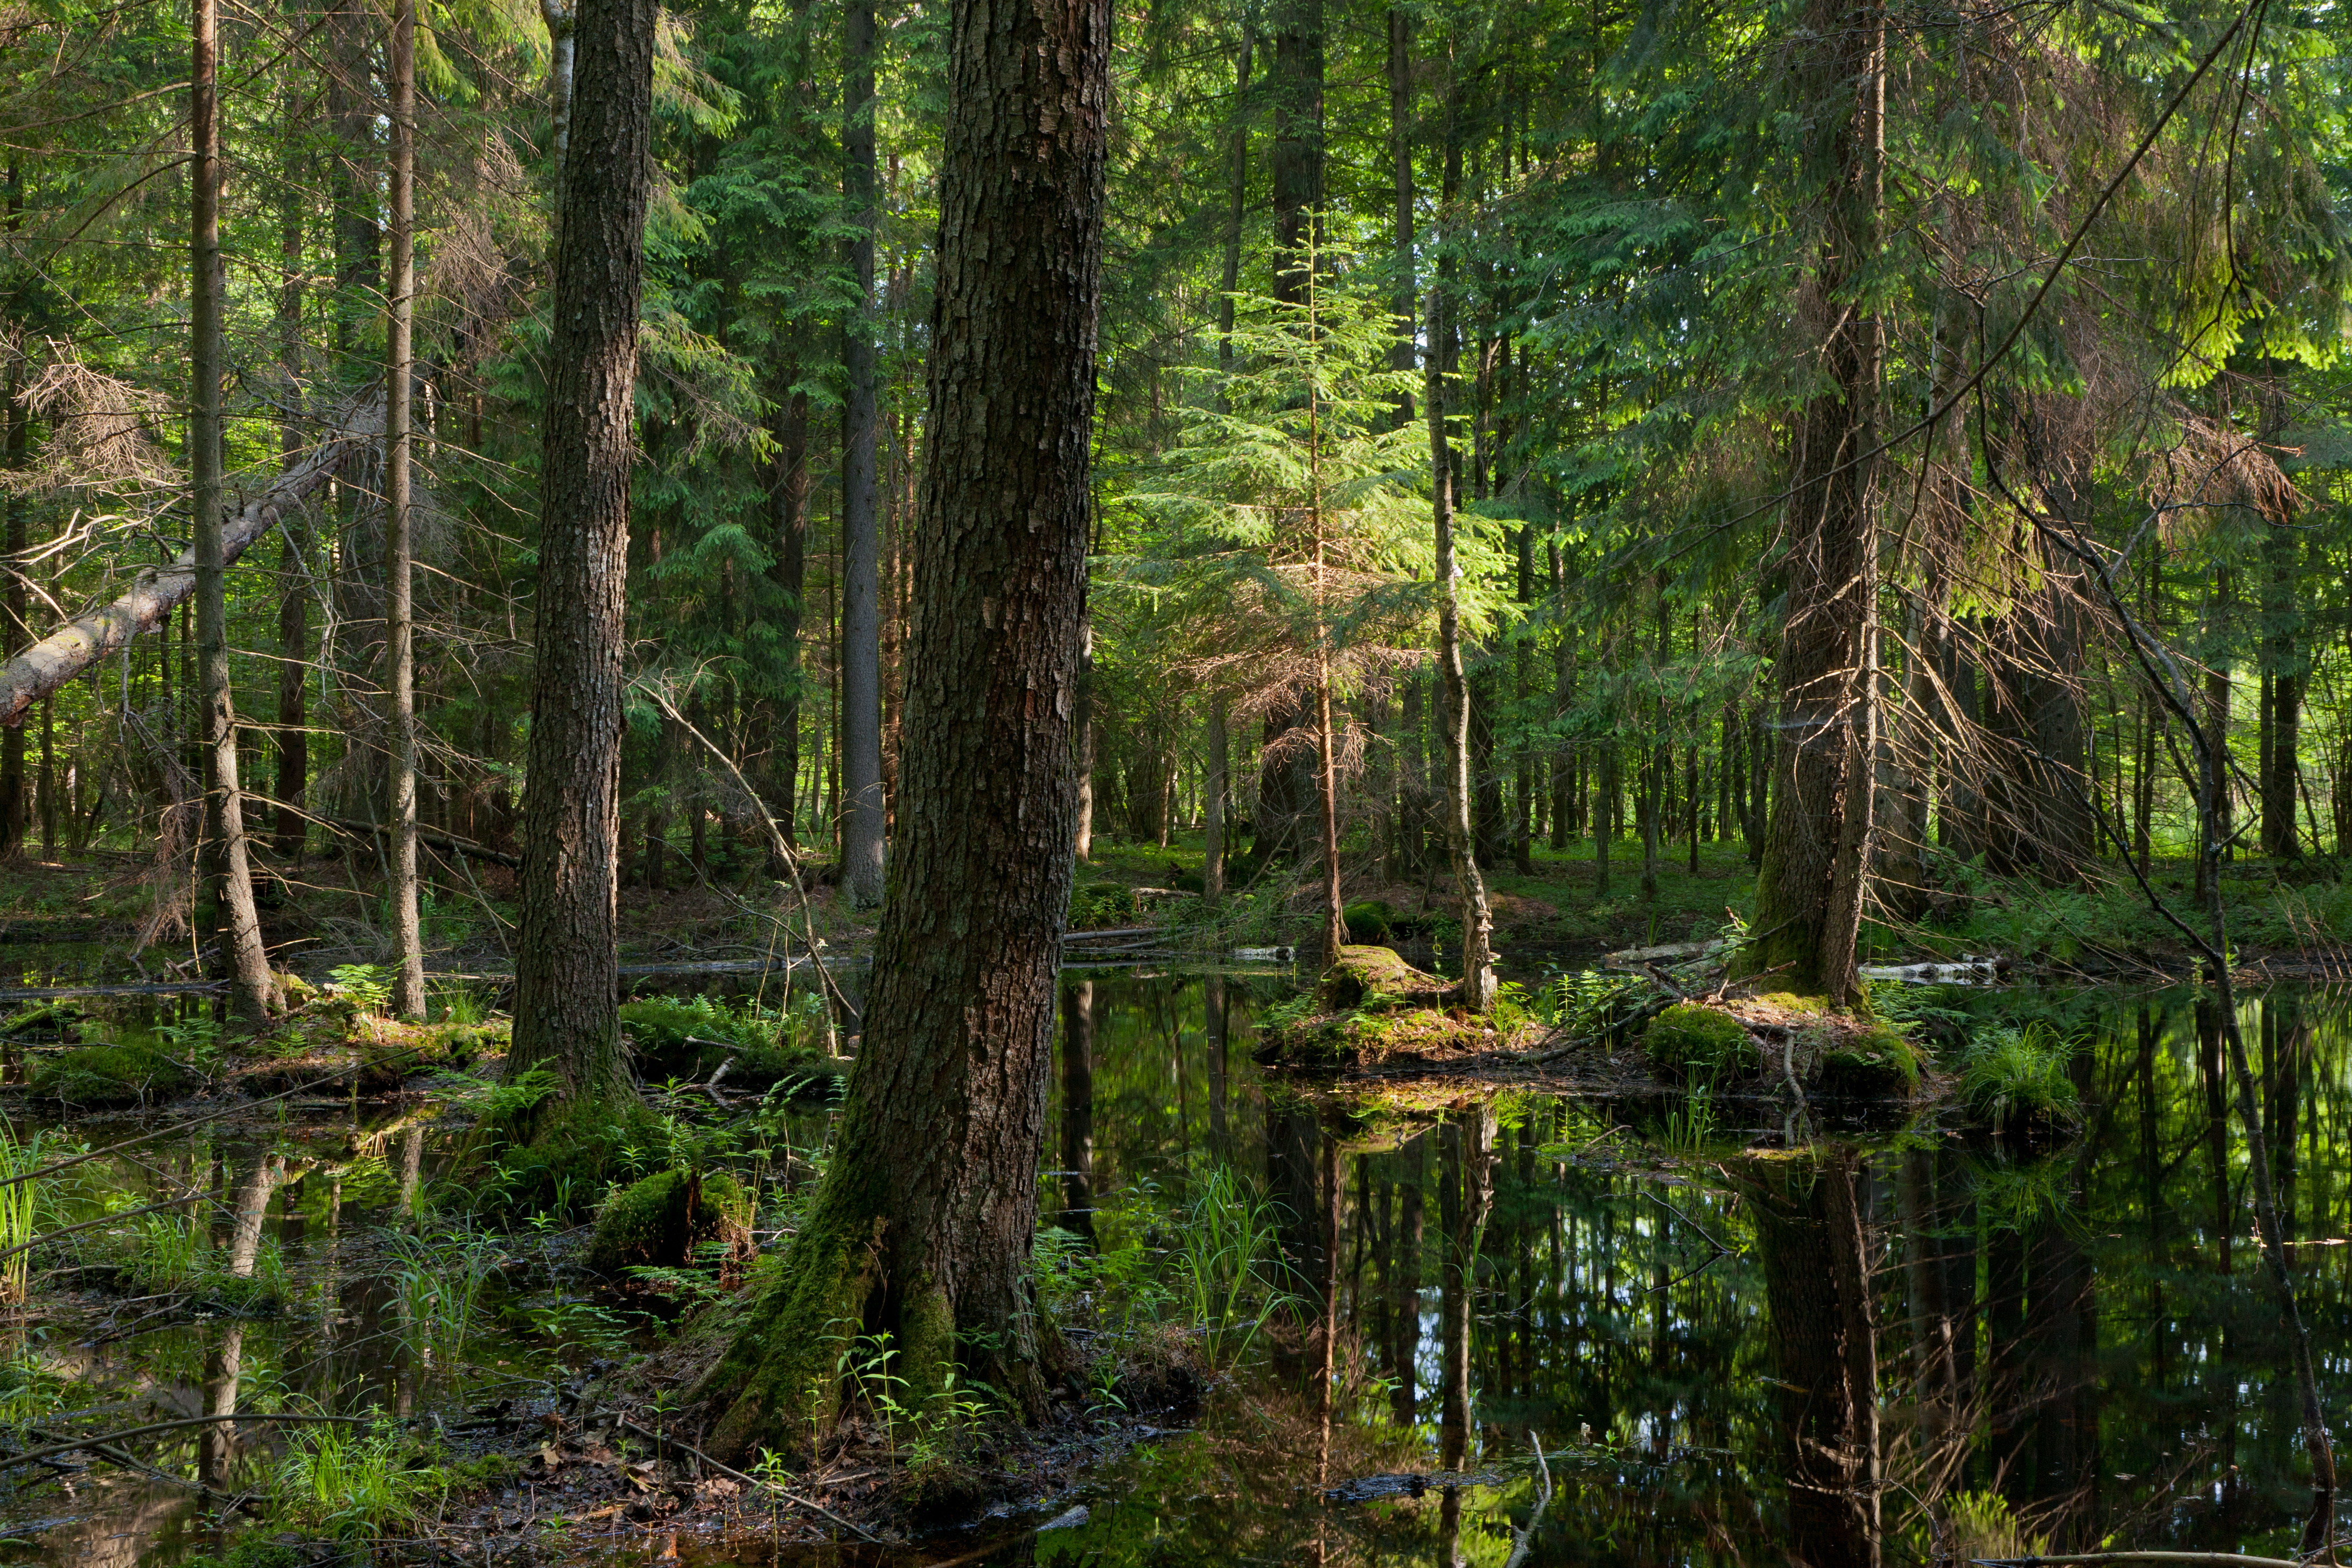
{"left": 506, "top": 0, "right": 657, "bottom": 1110}
{"left": 702, "top": 0, "right": 1111, "bottom": 1454}
{"left": 384, "top": 0, "right": 425, "bottom": 1018}
{"left": 1738, "top": 0, "right": 1886, "bottom": 1003}
{"left": 191, "top": 0, "right": 278, "bottom": 1022}
{"left": 838, "top": 0, "right": 886, "bottom": 908}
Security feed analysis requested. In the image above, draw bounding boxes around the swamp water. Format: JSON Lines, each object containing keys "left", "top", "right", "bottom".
{"left": 2, "top": 970, "right": 2347, "bottom": 1566}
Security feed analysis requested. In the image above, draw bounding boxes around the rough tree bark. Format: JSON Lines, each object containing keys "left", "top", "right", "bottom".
{"left": 191, "top": 0, "right": 279, "bottom": 1023}
{"left": 384, "top": 0, "right": 425, "bottom": 1018}
{"left": 506, "top": 0, "right": 656, "bottom": 1109}
{"left": 701, "top": 0, "right": 1109, "bottom": 1454}
{"left": 1739, "top": 0, "right": 1885, "bottom": 1003}
{"left": 838, "top": 0, "right": 886, "bottom": 908}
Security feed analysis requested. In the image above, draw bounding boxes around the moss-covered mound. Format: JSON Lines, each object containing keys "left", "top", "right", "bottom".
{"left": 1317, "top": 945, "right": 1452, "bottom": 1011}
{"left": 1257, "top": 948, "right": 1532, "bottom": 1068}
{"left": 30, "top": 1042, "right": 195, "bottom": 1107}
{"left": 1642, "top": 1004, "right": 1762, "bottom": 1078}
{"left": 619, "top": 999, "right": 846, "bottom": 1097}
{"left": 584, "top": 1167, "right": 755, "bottom": 1276}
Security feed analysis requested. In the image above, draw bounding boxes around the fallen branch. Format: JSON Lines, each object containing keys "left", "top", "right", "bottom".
{"left": 0, "top": 1413, "right": 370, "bottom": 1472}
{"left": 0, "top": 384, "right": 384, "bottom": 727}
{"left": 325, "top": 816, "right": 521, "bottom": 869}
{"left": 610, "top": 1416, "right": 880, "bottom": 1543}
{"left": 1500, "top": 1433, "right": 1551, "bottom": 1568}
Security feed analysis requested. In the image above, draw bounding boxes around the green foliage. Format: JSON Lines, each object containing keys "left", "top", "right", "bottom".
{"left": 271, "top": 1422, "right": 444, "bottom": 1538}
{"left": 1069, "top": 880, "right": 1140, "bottom": 929}
{"left": 180, "top": 1539, "right": 305, "bottom": 1568}
{"left": 621, "top": 994, "right": 845, "bottom": 1095}
{"left": 326, "top": 964, "right": 395, "bottom": 1016}
{"left": 1959, "top": 1024, "right": 2082, "bottom": 1131}
{"left": 1535, "top": 969, "right": 1654, "bottom": 1034}
{"left": 583, "top": 1167, "right": 753, "bottom": 1276}
{"left": 0, "top": 1123, "right": 39, "bottom": 1303}
{"left": 1642, "top": 1004, "right": 1760, "bottom": 1079}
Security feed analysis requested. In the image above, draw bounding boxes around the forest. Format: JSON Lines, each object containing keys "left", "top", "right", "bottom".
{"left": 3, "top": 0, "right": 2352, "bottom": 1563}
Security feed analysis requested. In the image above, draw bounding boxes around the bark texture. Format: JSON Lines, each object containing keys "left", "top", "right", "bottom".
{"left": 507, "top": 0, "right": 656, "bottom": 1105}
{"left": 384, "top": 0, "right": 426, "bottom": 1018}
{"left": 702, "top": 0, "right": 1110, "bottom": 1456}
{"left": 192, "top": 0, "right": 278, "bottom": 1021}
{"left": 1741, "top": 0, "right": 1885, "bottom": 1002}
{"left": 838, "top": 0, "right": 886, "bottom": 908}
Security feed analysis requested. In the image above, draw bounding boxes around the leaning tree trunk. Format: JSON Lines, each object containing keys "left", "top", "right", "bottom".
{"left": 191, "top": 0, "right": 279, "bottom": 1023}
{"left": 506, "top": 0, "right": 655, "bottom": 1110}
{"left": 701, "top": 0, "right": 1109, "bottom": 1457}
{"left": 1740, "top": 0, "right": 1885, "bottom": 1004}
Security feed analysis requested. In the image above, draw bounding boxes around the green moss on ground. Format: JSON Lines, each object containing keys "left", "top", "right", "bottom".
{"left": 30, "top": 1041, "right": 194, "bottom": 1107}
{"left": 1643, "top": 1004, "right": 1761, "bottom": 1078}
{"left": 584, "top": 1167, "right": 754, "bottom": 1275}
{"left": 1816, "top": 1023, "right": 1922, "bottom": 1096}
{"left": 620, "top": 999, "right": 847, "bottom": 1097}
{"left": 1317, "top": 945, "right": 1450, "bottom": 1011}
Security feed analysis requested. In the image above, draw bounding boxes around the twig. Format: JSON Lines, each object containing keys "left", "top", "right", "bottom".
{"left": 633, "top": 682, "right": 850, "bottom": 1054}
{"left": 1501, "top": 1433, "right": 1551, "bottom": 1568}
{"left": 0, "top": 1413, "right": 369, "bottom": 1472}
{"left": 608, "top": 1417, "right": 880, "bottom": 1544}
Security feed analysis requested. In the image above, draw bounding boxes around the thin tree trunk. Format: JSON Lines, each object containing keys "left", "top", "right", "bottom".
{"left": 508, "top": 0, "right": 656, "bottom": 1108}
{"left": 384, "top": 0, "right": 425, "bottom": 1018}
{"left": 274, "top": 102, "right": 308, "bottom": 862}
{"left": 191, "top": 0, "right": 278, "bottom": 1023}
{"left": 1427, "top": 69, "right": 1493, "bottom": 1013}
{"left": 767, "top": 380, "right": 809, "bottom": 857}
{"left": 703, "top": 0, "right": 1109, "bottom": 1454}
{"left": 838, "top": 0, "right": 886, "bottom": 909}
{"left": 1206, "top": 695, "right": 1228, "bottom": 904}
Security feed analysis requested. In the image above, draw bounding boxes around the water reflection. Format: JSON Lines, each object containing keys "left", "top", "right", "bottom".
{"left": 1020, "top": 974, "right": 2352, "bottom": 1567}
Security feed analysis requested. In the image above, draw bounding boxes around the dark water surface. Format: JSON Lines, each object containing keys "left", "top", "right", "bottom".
{"left": 5, "top": 969, "right": 2349, "bottom": 1566}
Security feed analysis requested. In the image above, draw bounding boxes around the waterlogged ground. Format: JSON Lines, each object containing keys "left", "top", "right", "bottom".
{"left": 3, "top": 968, "right": 2350, "bottom": 1565}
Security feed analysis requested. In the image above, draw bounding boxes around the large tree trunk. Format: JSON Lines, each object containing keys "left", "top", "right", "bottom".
{"left": 192, "top": 0, "right": 279, "bottom": 1024}
{"left": 837, "top": 0, "right": 886, "bottom": 908}
{"left": 701, "top": 0, "right": 1108, "bottom": 1456}
{"left": 384, "top": 0, "right": 425, "bottom": 1018}
{"left": 1752, "top": 1151, "right": 1881, "bottom": 1568}
{"left": 507, "top": 0, "right": 656, "bottom": 1108}
{"left": 1741, "top": 0, "right": 1885, "bottom": 1002}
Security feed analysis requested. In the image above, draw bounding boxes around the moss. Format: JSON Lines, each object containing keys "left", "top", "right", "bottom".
{"left": 620, "top": 998, "right": 846, "bottom": 1097}
{"left": 584, "top": 1168, "right": 754, "bottom": 1276}
{"left": 461, "top": 1096, "right": 669, "bottom": 1221}
{"left": 1342, "top": 900, "right": 1394, "bottom": 940}
{"left": 1317, "top": 946, "right": 1448, "bottom": 1011}
{"left": 1816, "top": 1024, "right": 1922, "bottom": 1097}
{"left": 449, "top": 1452, "right": 519, "bottom": 1492}
{"left": 181, "top": 1541, "right": 304, "bottom": 1568}
{"left": 1642, "top": 1004, "right": 1761, "bottom": 1079}
{"left": 358, "top": 1018, "right": 506, "bottom": 1089}
{"left": 30, "top": 1041, "right": 194, "bottom": 1107}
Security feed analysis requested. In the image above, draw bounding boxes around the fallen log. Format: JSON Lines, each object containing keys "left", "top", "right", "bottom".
{"left": 0, "top": 384, "right": 386, "bottom": 727}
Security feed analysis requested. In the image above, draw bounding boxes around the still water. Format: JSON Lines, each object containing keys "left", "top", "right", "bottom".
{"left": 2, "top": 969, "right": 2346, "bottom": 1566}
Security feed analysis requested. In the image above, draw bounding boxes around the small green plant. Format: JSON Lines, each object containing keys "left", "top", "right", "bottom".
{"left": 0, "top": 1123, "right": 38, "bottom": 1303}
{"left": 1643, "top": 1004, "right": 1760, "bottom": 1077}
{"left": 327, "top": 964, "right": 394, "bottom": 1016}
{"left": 1661, "top": 1088, "right": 1720, "bottom": 1154}
{"left": 272, "top": 1419, "right": 443, "bottom": 1537}
{"left": 153, "top": 1012, "right": 226, "bottom": 1077}
{"left": 1958, "top": 1024, "right": 2081, "bottom": 1130}
{"left": 432, "top": 982, "right": 488, "bottom": 1026}
{"left": 1168, "top": 1165, "right": 1299, "bottom": 1366}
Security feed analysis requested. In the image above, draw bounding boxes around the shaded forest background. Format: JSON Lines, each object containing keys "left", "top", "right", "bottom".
{"left": 5, "top": 0, "right": 2351, "bottom": 970}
